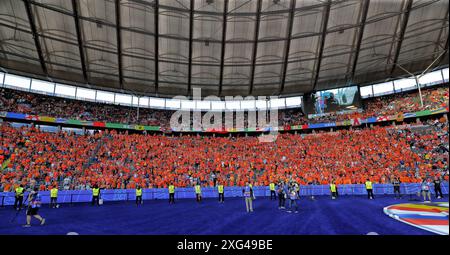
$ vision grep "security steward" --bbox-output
[218,182,224,203]
[92,184,100,206]
[169,183,175,204]
[365,179,374,199]
[50,186,58,208]
[269,182,276,200]
[14,184,25,210]
[434,176,443,199]
[330,181,337,200]
[195,183,202,202]
[393,177,401,199]
[136,185,143,206]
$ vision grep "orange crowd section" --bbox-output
[0,115,448,191]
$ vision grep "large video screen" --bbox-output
[303,86,362,115]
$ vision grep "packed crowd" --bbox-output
[0,88,171,126]
[1,85,448,129]
[363,86,449,117]
[0,114,448,191]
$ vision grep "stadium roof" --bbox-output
[0,0,448,98]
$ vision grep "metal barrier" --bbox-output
[0,183,447,206]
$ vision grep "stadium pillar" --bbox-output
[414,76,424,108]
[392,121,396,126]
[370,124,373,128]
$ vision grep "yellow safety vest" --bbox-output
[92,188,100,196]
[15,187,24,196]
[330,184,336,192]
[249,184,253,189]
[136,188,142,196]
[169,185,175,194]
[269,183,275,191]
[50,188,58,198]
[365,181,373,189]
[218,185,224,193]
[195,185,201,194]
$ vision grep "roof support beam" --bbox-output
[116,0,124,89]
[436,33,449,67]
[218,0,229,96]
[350,0,370,81]
[312,0,331,91]
[279,0,296,95]
[389,0,413,75]
[23,0,47,76]
[187,0,194,96]
[154,0,159,94]
[248,0,262,96]
[71,0,88,83]
[434,6,449,67]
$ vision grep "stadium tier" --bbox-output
[1,114,448,191]
[1,85,448,128]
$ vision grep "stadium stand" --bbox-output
[1,85,448,128]
[1,114,448,192]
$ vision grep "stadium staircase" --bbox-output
[84,133,113,169]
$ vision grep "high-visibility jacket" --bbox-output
[15,187,24,196]
[218,185,224,193]
[330,184,336,192]
[169,185,175,194]
[195,185,201,194]
[365,181,373,190]
[92,188,100,196]
[269,183,275,191]
[50,188,58,198]
[136,188,142,196]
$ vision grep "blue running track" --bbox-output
[0,196,445,235]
